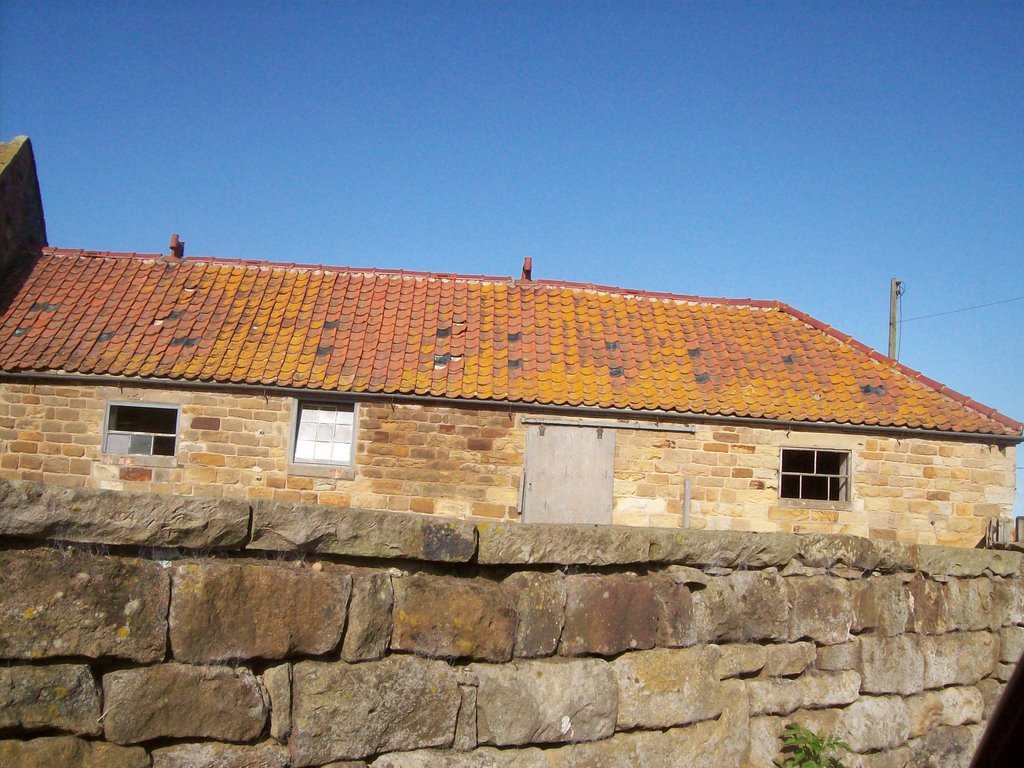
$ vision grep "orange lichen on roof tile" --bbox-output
[0,248,1021,437]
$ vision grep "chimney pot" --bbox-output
[521,256,533,281]
[169,234,185,259]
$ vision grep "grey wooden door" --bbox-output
[522,424,615,524]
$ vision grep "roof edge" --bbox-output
[778,302,1024,434]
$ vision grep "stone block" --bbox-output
[747,671,860,716]
[745,709,847,768]
[611,647,722,729]
[815,639,860,672]
[102,664,267,744]
[476,523,651,565]
[342,571,394,662]
[796,533,880,570]
[916,545,1021,578]
[786,576,854,645]
[471,658,616,746]
[854,575,911,636]
[539,678,749,768]
[763,642,816,677]
[944,578,1001,631]
[250,500,477,562]
[907,723,983,768]
[651,567,707,647]
[501,571,565,657]
[263,663,291,742]
[715,643,767,679]
[920,631,998,689]
[0,736,149,768]
[151,742,290,768]
[905,686,983,739]
[290,657,461,765]
[995,577,1024,625]
[842,747,913,768]
[992,662,1016,682]
[453,684,477,752]
[692,570,789,644]
[0,478,250,548]
[560,573,658,655]
[170,560,351,662]
[908,577,950,635]
[0,547,168,662]
[999,625,1024,663]
[841,696,911,753]
[646,528,801,569]
[859,634,924,695]
[0,664,100,736]
[975,678,1006,720]
[391,574,516,661]
[370,747,547,767]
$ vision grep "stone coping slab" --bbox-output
[0,478,249,549]
[1,479,1020,576]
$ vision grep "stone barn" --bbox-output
[0,135,1019,546]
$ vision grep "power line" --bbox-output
[899,295,1024,324]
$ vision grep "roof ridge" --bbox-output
[40,247,779,310]
[778,301,1024,433]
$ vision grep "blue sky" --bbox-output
[3,2,1023,497]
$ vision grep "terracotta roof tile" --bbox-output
[1,248,1020,437]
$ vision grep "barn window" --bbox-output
[292,402,356,465]
[780,448,850,502]
[104,403,179,457]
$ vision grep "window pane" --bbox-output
[105,432,131,454]
[294,403,355,465]
[782,449,814,473]
[129,434,153,455]
[816,451,847,476]
[780,474,801,499]
[801,475,829,500]
[152,435,176,456]
[111,405,177,434]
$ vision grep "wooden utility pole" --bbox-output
[888,278,902,358]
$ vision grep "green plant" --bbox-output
[773,722,851,768]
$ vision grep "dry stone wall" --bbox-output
[0,478,1021,767]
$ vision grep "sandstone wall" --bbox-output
[0,136,47,280]
[0,380,1016,547]
[0,479,1021,767]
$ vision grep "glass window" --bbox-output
[104,404,179,457]
[293,403,355,465]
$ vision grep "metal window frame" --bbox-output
[288,399,358,469]
[779,447,851,502]
[102,401,180,457]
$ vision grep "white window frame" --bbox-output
[103,402,180,458]
[779,447,851,503]
[288,400,357,474]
